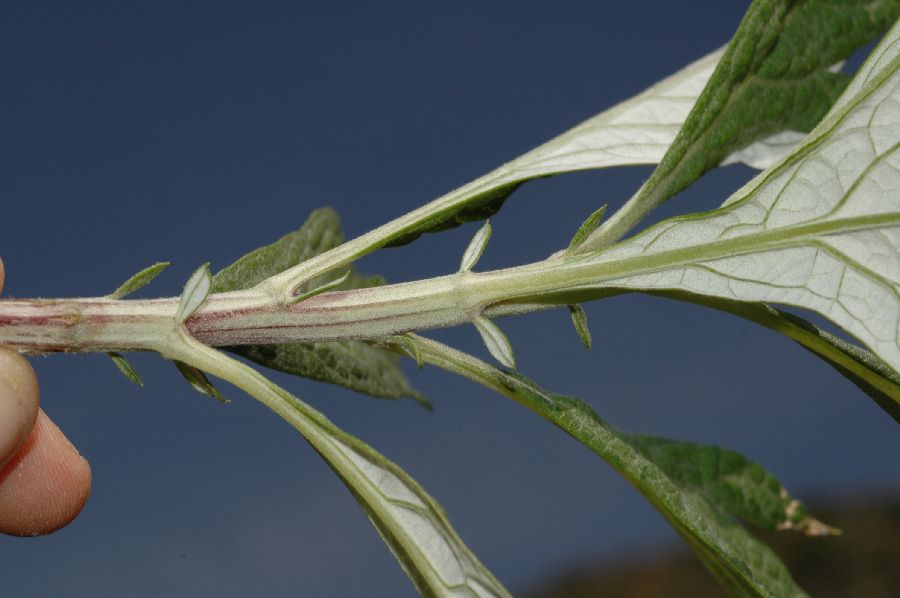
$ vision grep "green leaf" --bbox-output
[628,435,837,536]
[230,342,430,409]
[567,26,900,407]
[212,208,423,402]
[383,183,519,248]
[406,334,823,597]
[568,304,592,350]
[108,352,143,386]
[210,208,345,294]
[175,263,212,324]
[567,205,607,253]
[581,0,900,251]
[108,262,170,299]
[173,360,228,403]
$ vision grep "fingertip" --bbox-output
[0,410,92,536]
[0,267,92,536]
[0,349,40,469]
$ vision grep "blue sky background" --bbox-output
[1,2,898,596]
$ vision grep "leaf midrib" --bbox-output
[570,212,900,287]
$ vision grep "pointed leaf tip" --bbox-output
[568,304,592,350]
[109,262,170,299]
[567,205,607,252]
[173,361,229,403]
[459,220,492,272]
[386,335,425,369]
[473,315,516,369]
[176,263,212,324]
[108,352,143,387]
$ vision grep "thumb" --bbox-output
[0,349,39,469]
[0,349,92,536]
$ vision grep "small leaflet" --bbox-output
[108,352,143,387]
[173,361,229,403]
[108,262,170,299]
[175,263,212,324]
[566,205,607,253]
[568,304,592,350]
[458,220,492,272]
[472,315,516,369]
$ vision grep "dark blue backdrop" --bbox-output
[2,2,898,596]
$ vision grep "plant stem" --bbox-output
[0,265,556,353]
[2,209,895,355]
